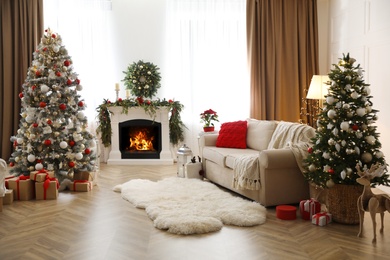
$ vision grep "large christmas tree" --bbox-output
[304,53,389,188]
[9,28,97,183]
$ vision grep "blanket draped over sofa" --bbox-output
[232,122,313,191]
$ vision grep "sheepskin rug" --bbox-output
[113,177,266,235]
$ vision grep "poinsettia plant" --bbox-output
[200,109,219,127]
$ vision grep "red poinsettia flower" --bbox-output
[200,109,219,127]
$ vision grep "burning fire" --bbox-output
[129,130,154,151]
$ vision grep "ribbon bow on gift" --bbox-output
[43,175,59,200]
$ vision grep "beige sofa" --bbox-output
[199,119,316,207]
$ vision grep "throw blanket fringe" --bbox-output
[233,155,260,190]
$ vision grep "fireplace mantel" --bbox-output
[107,106,173,165]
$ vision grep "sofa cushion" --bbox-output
[246,119,277,151]
[203,146,259,168]
[216,120,247,149]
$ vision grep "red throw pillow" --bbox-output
[216,120,247,148]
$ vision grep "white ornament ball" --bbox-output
[356,107,366,117]
[351,91,359,99]
[326,96,335,105]
[53,45,60,53]
[15,156,20,162]
[361,152,373,163]
[343,103,350,109]
[35,163,44,170]
[375,151,384,158]
[327,109,337,119]
[60,141,68,149]
[76,85,83,91]
[365,135,376,145]
[364,86,371,95]
[75,152,83,160]
[25,115,34,123]
[17,137,24,144]
[27,154,36,163]
[77,112,85,119]
[340,121,349,131]
[326,179,335,188]
[40,84,49,93]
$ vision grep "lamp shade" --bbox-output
[306,75,330,100]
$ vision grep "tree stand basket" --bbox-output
[327,184,363,225]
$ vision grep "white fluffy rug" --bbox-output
[113,177,266,235]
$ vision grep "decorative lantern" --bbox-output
[177,144,192,178]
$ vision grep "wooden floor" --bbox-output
[1,163,390,260]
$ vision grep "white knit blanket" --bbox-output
[232,122,315,191]
[268,121,315,173]
[233,155,260,190]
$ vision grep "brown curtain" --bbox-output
[247,0,319,124]
[0,0,44,160]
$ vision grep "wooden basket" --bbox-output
[327,184,363,225]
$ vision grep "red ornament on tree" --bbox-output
[352,124,359,131]
[328,169,335,174]
[9,162,14,167]
[47,119,52,125]
[51,33,56,38]
[39,102,46,108]
[44,139,52,146]
[67,79,72,85]
[35,70,41,77]
[84,148,91,155]
[308,147,313,153]
[64,60,70,67]
[19,92,24,98]
[32,85,37,91]
[69,140,75,147]
[56,71,61,77]
[78,101,84,107]
[33,123,38,128]
[59,104,67,110]
[68,161,75,168]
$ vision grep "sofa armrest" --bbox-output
[259,148,298,169]
[199,133,219,148]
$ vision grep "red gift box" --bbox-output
[35,176,59,200]
[7,176,35,201]
[69,180,93,192]
[312,212,332,226]
[299,198,321,220]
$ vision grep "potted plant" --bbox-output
[304,53,389,224]
[200,109,219,132]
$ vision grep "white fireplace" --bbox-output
[106,106,174,165]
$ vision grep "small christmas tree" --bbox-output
[9,28,97,183]
[304,53,389,188]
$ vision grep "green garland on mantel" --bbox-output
[96,97,186,147]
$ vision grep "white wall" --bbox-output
[327,0,390,192]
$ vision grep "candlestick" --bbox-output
[115,83,120,91]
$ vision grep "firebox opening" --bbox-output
[119,119,162,159]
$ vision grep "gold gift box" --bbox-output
[2,189,14,205]
[35,180,59,200]
[30,170,55,182]
[69,180,93,192]
[7,177,35,201]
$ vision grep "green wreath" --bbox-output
[123,60,161,98]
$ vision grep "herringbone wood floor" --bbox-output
[1,163,390,260]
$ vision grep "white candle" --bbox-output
[126,90,130,98]
[115,83,120,91]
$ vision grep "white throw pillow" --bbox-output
[246,119,277,151]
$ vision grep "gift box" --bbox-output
[312,212,332,226]
[35,177,59,200]
[7,176,35,201]
[2,189,14,205]
[276,205,297,220]
[30,169,55,182]
[300,198,321,220]
[69,180,93,192]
